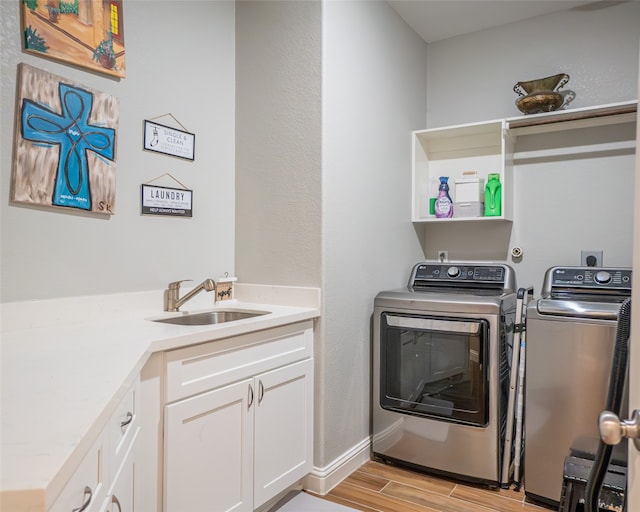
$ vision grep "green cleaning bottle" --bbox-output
[484,174,502,216]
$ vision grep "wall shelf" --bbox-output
[412,100,637,224]
[411,119,513,223]
[507,100,637,135]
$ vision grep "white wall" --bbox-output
[423,1,640,292]
[321,1,426,466]
[426,2,640,128]
[235,0,322,288]
[236,0,426,470]
[0,0,236,302]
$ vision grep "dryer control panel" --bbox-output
[410,262,516,293]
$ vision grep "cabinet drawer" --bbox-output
[48,428,107,512]
[109,377,140,481]
[165,320,313,402]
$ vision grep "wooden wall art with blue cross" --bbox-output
[12,64,119,215]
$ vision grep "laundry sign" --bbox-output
[141,184,192,217]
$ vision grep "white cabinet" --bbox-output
[253,359,313,507]
[42,319,315,512]
[48,378,140,512]
[412,120,514,222]
[163,321,314,512]
[165,378,253,512]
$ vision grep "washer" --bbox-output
[524,266,632,507]
[372,261,517,486]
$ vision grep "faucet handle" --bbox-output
[168,279,192,290]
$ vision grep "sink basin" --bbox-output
[152,309,269,326]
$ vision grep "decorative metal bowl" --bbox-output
[514,73,570,115]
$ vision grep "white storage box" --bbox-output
[454,201,484,218]
[454,176,485,203]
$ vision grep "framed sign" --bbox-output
[143,120,195,161]
[141,184,192,217]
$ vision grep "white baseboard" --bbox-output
[302,437,371,495]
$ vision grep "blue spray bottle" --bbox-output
[434,176,453,218]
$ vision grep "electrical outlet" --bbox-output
[581,250,603,267]
[438,250,448,262]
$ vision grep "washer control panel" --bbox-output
[550,267,632,289]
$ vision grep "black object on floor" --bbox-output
[559,444,626,512]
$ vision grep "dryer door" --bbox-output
[379,312,490,427]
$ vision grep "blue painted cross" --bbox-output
[21,83,116,211]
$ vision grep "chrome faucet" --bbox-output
[164,279,215,312]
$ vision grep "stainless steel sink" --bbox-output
[151,309,269,326]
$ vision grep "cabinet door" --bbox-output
[104,432,138,512]
[164,379,253,512]
[253,359,313,508]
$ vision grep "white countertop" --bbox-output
[0,283,321,511]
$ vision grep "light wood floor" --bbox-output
[310,460,553,512]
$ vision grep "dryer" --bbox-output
[372,261,517,486]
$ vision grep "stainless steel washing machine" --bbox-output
[524,266,632,508]
[372,262,517,486]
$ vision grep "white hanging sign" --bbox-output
[141,184,193,217]
[143,120,195,161]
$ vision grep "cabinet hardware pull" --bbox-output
[258,380,264,404]
[120,411,133,428]
[72,486,92,512]
[248,384,254,408]
[112,494,122,512]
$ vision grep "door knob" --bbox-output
[599,409,640,450]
